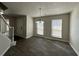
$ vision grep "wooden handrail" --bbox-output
[0,14,11,28]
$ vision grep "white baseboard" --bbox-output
[34,35,69,43]
[69,43,79,56]
[10,41,16,46]
[43,36,69,43]
[26,35,33,39]
[1,45,10,56]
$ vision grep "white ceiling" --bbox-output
[3,2,79,17]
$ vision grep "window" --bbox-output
[36,21,44,35]
[51,19,62,38]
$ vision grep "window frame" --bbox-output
[51,19,62,38]
[35,20,44,35]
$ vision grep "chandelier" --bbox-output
[36,8,44,24]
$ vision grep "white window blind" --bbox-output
[52,19,62,38]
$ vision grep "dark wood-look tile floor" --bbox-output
[4,36,77,56]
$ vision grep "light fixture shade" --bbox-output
[0,8,4,14]
[35,20,44,24]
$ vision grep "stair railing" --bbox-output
[0,13,14,43]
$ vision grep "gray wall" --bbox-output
[5,15,33,39]
[70,7,79,55]
[26,15,33,38]
[33,13,70,42]
[9,15,27,38]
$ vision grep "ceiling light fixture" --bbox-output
[0,8,4,14]
[35,8,44,24]
[39,8,43,23]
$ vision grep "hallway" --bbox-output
[4,36,77,56]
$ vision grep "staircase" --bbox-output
[0,4,16,55]
[0,32,11,56]
[0,12,16,46]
